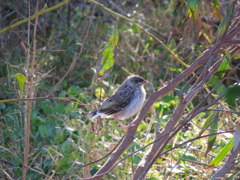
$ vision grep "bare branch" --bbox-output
[22,1,39,179]
[64,135,125,179]
[0,168,13,180]
[77,130,235,180]
[134,55,224,179]
[83,43,220,180]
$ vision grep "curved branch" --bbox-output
[82,44,220,180]
[78,130,235,180]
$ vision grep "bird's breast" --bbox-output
[117,86,146,120]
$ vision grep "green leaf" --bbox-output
[216,2,234,37]
[186,0,199,10]
[67,85,81,96]
[207,76,226,95]
[98,27,119,76]
[200,109,217,135]
[54,103,65,114]
[186,0,199,20]
[206,119,218,155]
[218,53,231,72]
[42,104,53,114]
[208,119,218,144]
[38,123,55,138]
[181,153,198,161]
[39,125,49,138]
[212,0,219,9]
[216,18,227,37]
[210,137,234,166]
[0,103,6,110]
[14,73,26,95]
[133,155,142,164]
[137,123,148,131]
[61,139,75,154]
[224,86,240,107]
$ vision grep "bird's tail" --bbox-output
[88,110,99,120]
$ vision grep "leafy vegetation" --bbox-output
[0,0,240,179]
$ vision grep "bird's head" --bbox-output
[127,75,149,86]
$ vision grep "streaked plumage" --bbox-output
[88,75,148,130]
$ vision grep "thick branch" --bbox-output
[134,57,223,180]
[85,46,219,180]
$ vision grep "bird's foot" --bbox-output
[118,122,135,131]
[114,116,135,131]
[124,123,135,131]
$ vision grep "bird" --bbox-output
[88,75,148,131]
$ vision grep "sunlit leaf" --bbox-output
[210,137,234,166]
[218,53,231,72]
[137,123,148,131]
[14,73,26,95]
[212,0,219,9]
[95,87,105,100]
[186,0,199,20]
[212,0,221,17]
[181,153,198,161]
[98,27,119,76]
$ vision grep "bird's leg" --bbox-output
[114,115,128,131]
[114,115,135,131]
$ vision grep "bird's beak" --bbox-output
[142,80,149,85]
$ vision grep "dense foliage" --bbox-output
[0,0,240,179]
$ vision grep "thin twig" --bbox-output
[24,164,51,179]
[0,0,73,34]
[0,96,93,106]
[48,3,94,97]
[64,134,126,179]
[87,0,186,67]
[206,109,240,114]
[78,130,234,180]
[22,2,39,179]
[0,168,13,180]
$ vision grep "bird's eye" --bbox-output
[134,78,144,84]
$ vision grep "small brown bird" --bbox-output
[88,75,148,131]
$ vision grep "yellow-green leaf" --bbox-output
[186,0,199,20]
[210,137,234,166]
[218,53,231,72]
[95,87,105,100]
[14,73,26,95]
[98,27,119,76]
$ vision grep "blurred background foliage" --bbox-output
[0,0,239,179]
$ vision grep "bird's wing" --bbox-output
[98,86,135,115]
